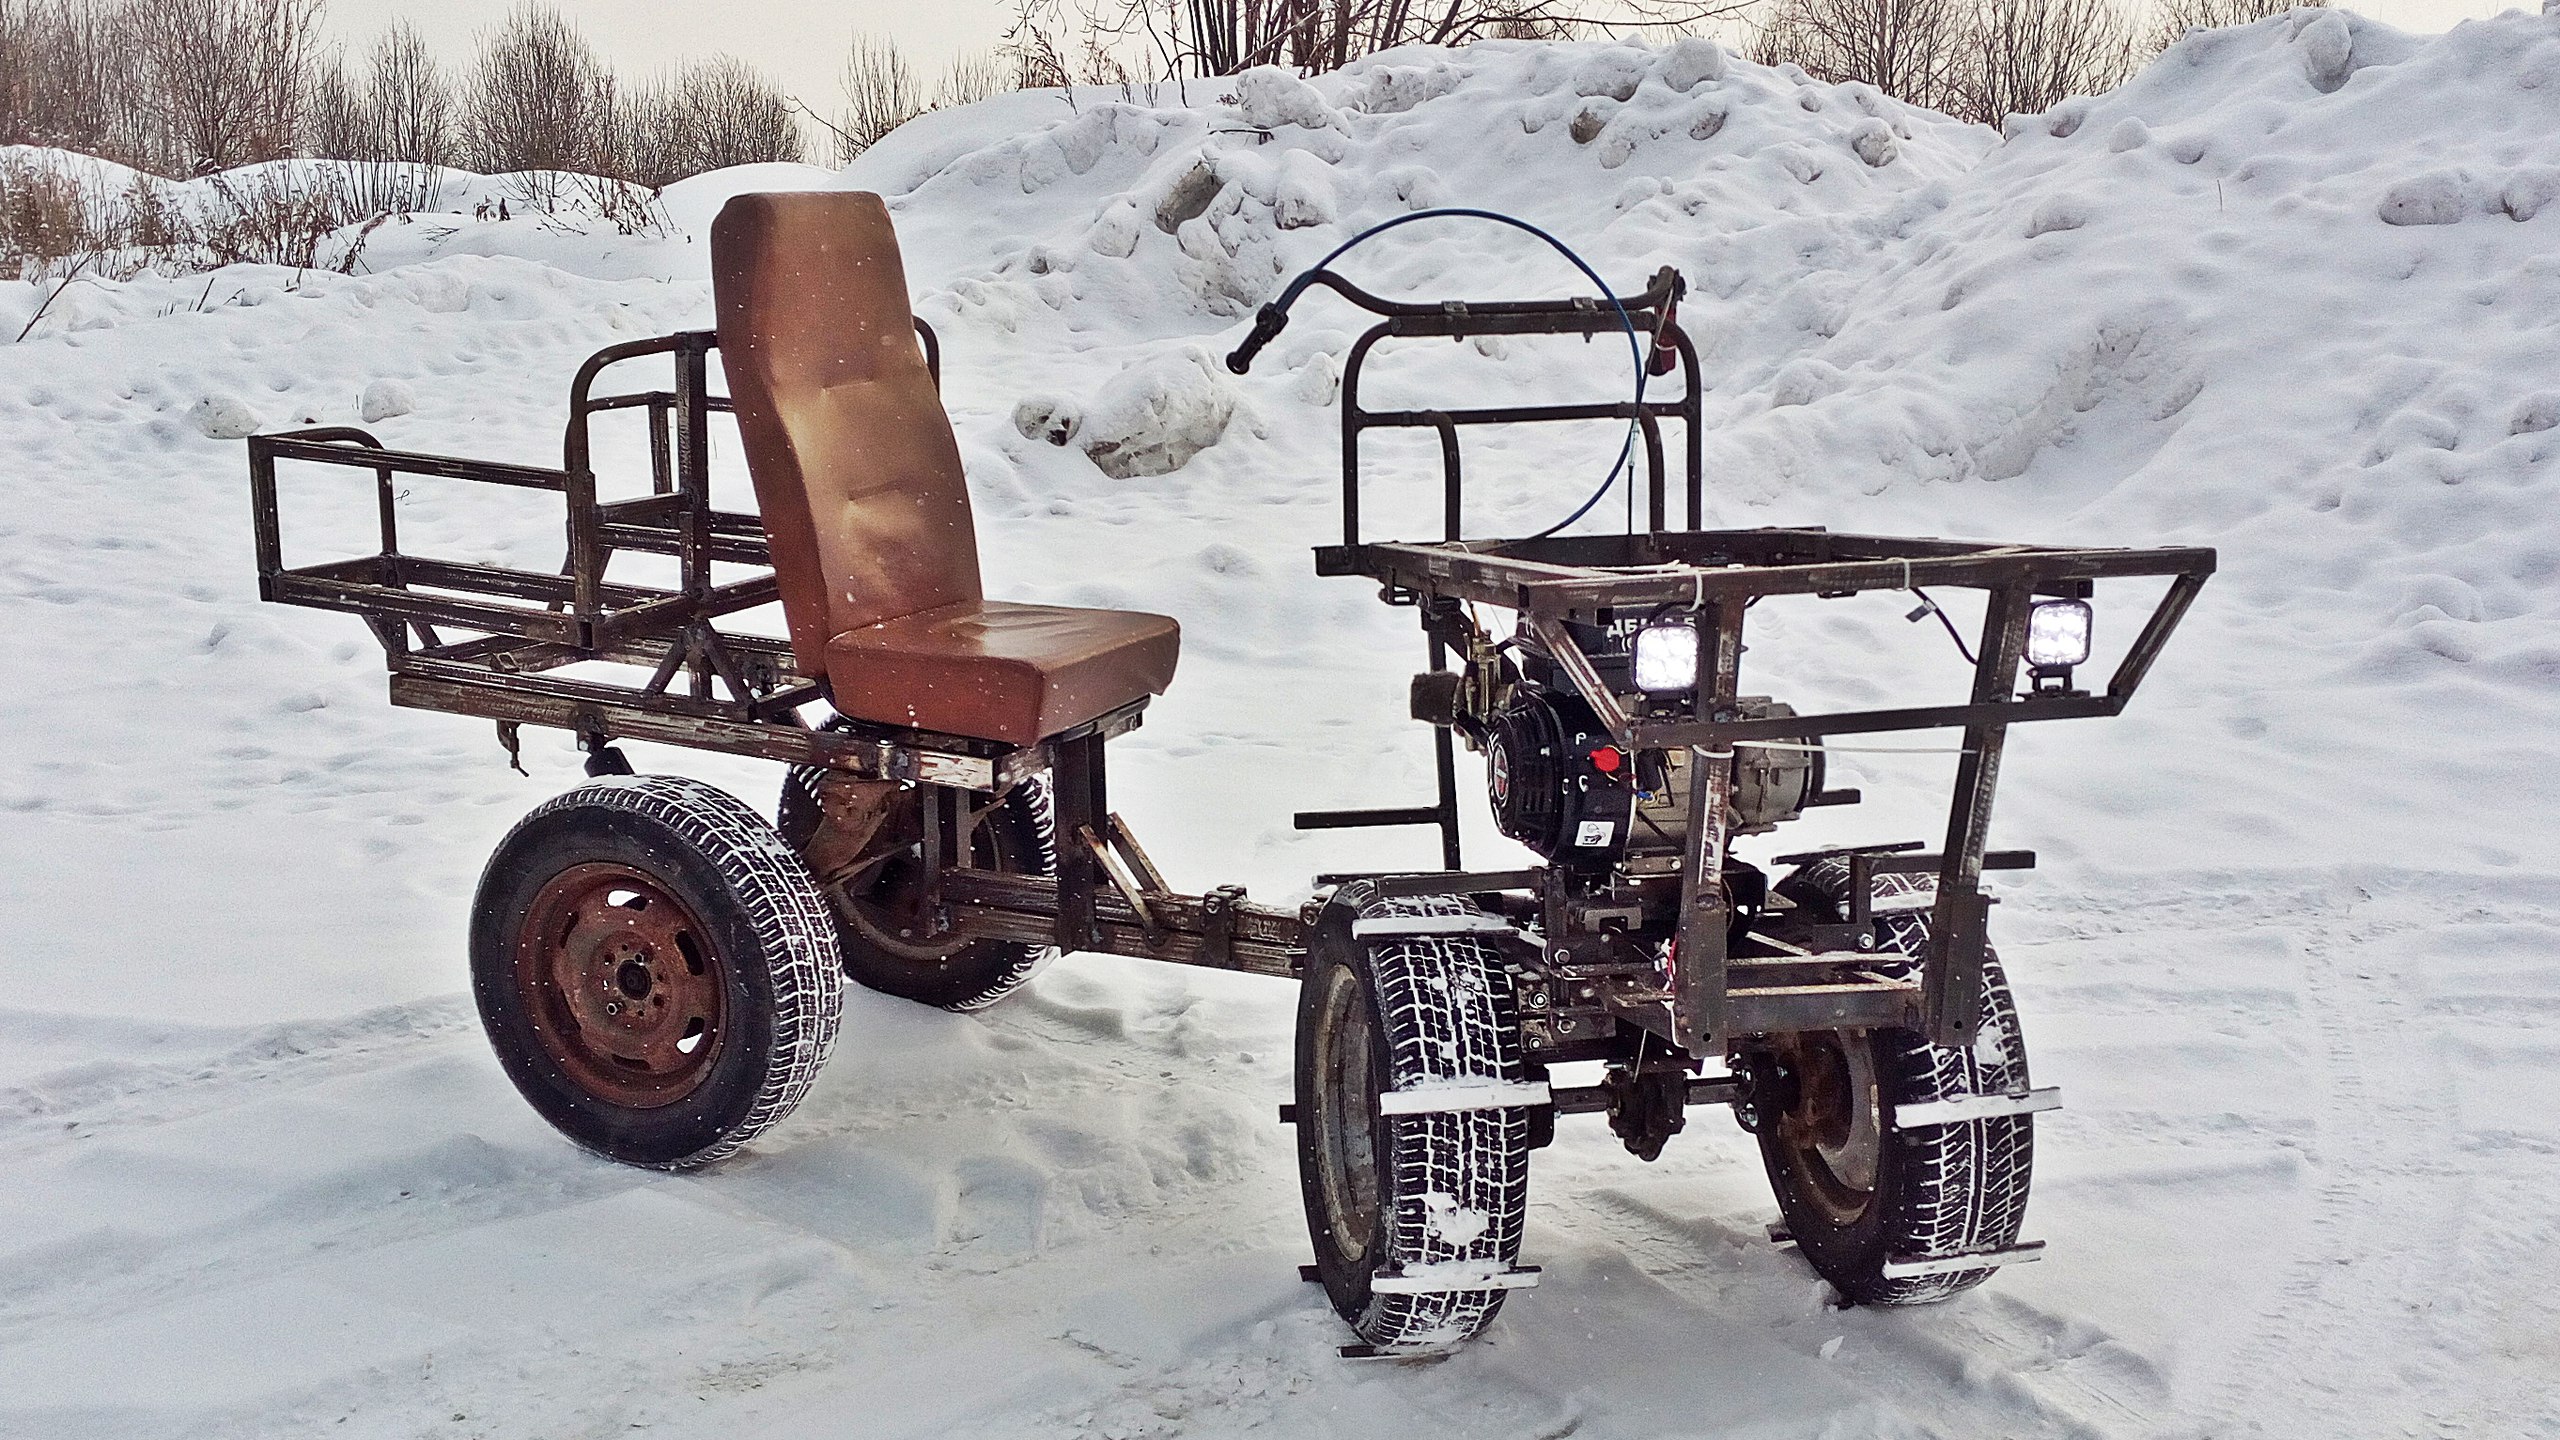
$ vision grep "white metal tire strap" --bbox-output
[1894,1086,2061,1128]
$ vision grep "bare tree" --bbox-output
[2144,0,2313,52]
[364,21,456,168]
[304,51,365,159]
[130,0,329,174]
[835,32,926,162]
[1950,0,2135,123]
[1011,0,1748,82]
[1751,0,1968,107]
[462,3,618,204]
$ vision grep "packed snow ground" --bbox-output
[4,11,2558,1437]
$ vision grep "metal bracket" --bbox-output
[1201,884,1245,969]
[1078,824,1162,941]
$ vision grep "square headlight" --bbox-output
[2026,600,2093,670]
[1632,622,1701,694]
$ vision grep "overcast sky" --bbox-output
[325,0,2527,122]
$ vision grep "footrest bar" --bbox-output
[1368,1263,1542,1295]
[1879,1241,2045,1280]
[1353,914,1516,938]
[1894,1086,2061,1128]
[1338,1342,1459,1361]
[1378,1079,1553,1115]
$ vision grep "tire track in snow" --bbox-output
[0,996,474,1148]
[2195,883,2556,1436]
[1562,1182,2159,1439]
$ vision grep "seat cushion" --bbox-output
[826,600,1180,746]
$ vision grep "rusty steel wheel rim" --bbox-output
[514,862,728,1109]
[1311,964,1384,1264]
[1774,1029,1883,1226]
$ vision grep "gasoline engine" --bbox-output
[1423,620,1822,871]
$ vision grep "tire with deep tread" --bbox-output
[1755,856,2036,1304]
[471,775,845,1169]
[777,739,1057,1012]
[1295,886,1532,1350]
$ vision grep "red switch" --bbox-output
[1588,746,1624,775]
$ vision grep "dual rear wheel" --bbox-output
[1290,865,2040,1348]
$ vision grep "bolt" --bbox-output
[1557,1017,1579,1034]
[605,1001,621,1015]
[1858,934,1875,950]
[1555,948,1572,963]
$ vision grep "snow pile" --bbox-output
[3,14,2559,1438]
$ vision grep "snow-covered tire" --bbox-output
[1755,856,2036,1304]
[778,739,1057,1013]
[471,775,845,1170]
[1295,885,1532,1351]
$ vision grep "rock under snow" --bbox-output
[2300,10,2357,91]
[189,394,262,439]
[1012,395,1082,446]
[358,379,415,423]
[1849,119,1899,168]
[2378,171,2478,225]
[1660,37,1730,92]
[1234,67,1334,131]
[1077,346,1237,478]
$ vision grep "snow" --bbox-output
[5,11,2560,1437]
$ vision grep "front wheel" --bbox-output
[1295,887,1533,1352]
[1752,859,2037,1305]
[471,775,845,1169]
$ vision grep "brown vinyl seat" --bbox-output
[710,191,1178,747]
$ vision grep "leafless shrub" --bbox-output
[196,163,363,268]
[130,0,329,174]
[0,152,102,265]
[621,56,805,187]
[1950,0,2136,123]
[835,31,928,163]
[565,173,674,236]
[936,51,1016,109]
[0,0,128,160]
[462,2,617,208]
[2144,0,2312,52]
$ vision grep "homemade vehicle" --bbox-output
[246,191,2213,1356]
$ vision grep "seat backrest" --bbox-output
[711,191,981,676]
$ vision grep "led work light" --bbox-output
[2025,599,2093,681]
[1632,622,1702,694]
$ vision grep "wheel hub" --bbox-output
[1771,1029,1883,1222]
[515,863,727,1109]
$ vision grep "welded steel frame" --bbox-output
[246,324,1316,980]
[1290,265,1705,871]
[244,323,1073,794]
[1329,527,2211,1052]
[1293,266,2213,1053]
